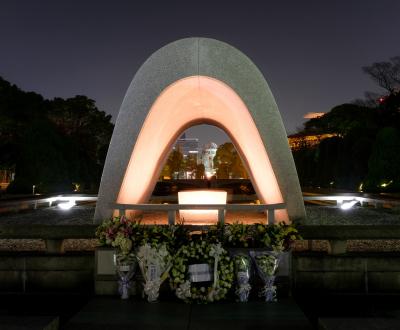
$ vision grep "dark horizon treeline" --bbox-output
[1,55,399,194]
[0,77,113,194]
[293,100,400,192]
[293,55,400,192]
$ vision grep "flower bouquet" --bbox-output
[233,253,252,302]
[250,250,282,302]
[114,252,137,300]
[112,227,137,300]
[136,243,172,302]
[96,216,142,299]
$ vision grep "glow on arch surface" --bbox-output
[117,75,288,222]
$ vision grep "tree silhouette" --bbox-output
[362,57,400,93]
[214,142,248,179]
[165,148,184,179]
[0,76,113,193]
[364,127,400,192]
[195,163,205,179]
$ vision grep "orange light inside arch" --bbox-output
[117,76,288,222]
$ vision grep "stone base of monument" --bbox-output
[94,247,116,295]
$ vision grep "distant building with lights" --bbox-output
[288,133,337,150]
[174,133,200,160]
[287,111,338,150]
[201,142,218,178]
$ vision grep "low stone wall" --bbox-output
[293,253,400,294]
[1,251,400,296]
[0,253,94,293]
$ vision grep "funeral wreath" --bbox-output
[170,240,234,303]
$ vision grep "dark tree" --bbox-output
[303,104,374,136]
[184,154,198,178]
[295,102,379,190]
[0,77,45,169]
[214,142,248,179]
[362,57,400,93]
[0,76,114,194]
[293,56,400,193]
[364,127,400,192]
[195,163,205,179]
[165,148,184,179]
[8,119,70,193]
[48,96,113,190]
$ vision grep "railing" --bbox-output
[111,202,286,225]
[2,193,398,215]
[1,194,399,255]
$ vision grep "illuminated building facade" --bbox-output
[174,133,200,160]
[288,133,337,150]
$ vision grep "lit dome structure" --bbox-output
[204,142,218,150]
[202,142,218,178]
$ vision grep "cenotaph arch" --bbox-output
[94,38,305,224]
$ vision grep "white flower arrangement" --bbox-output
[170,241,234,303]
[250,250,282,302]
[233,254,252,302]
[137,243,172,302]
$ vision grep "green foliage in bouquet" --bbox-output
[96,217,300,267]
[95,216,142,259]
[140,223,190,252]
[204,222,301,250]
[255,255,278,276]
[223,222,256,247]
[96,217,190,252]
[254,222,302,251]
[234,253,251,272]
[203,221,224,244]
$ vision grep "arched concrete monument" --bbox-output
[94,38,305,224]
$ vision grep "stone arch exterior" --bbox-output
[94,38,305,223]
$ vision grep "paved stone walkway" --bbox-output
[64,297,312,329]
[319,318,400,330]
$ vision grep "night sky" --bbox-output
[1,1,400,146]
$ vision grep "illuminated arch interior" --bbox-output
[117,76,288,222]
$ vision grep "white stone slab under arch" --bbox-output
[94,37,305,224]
